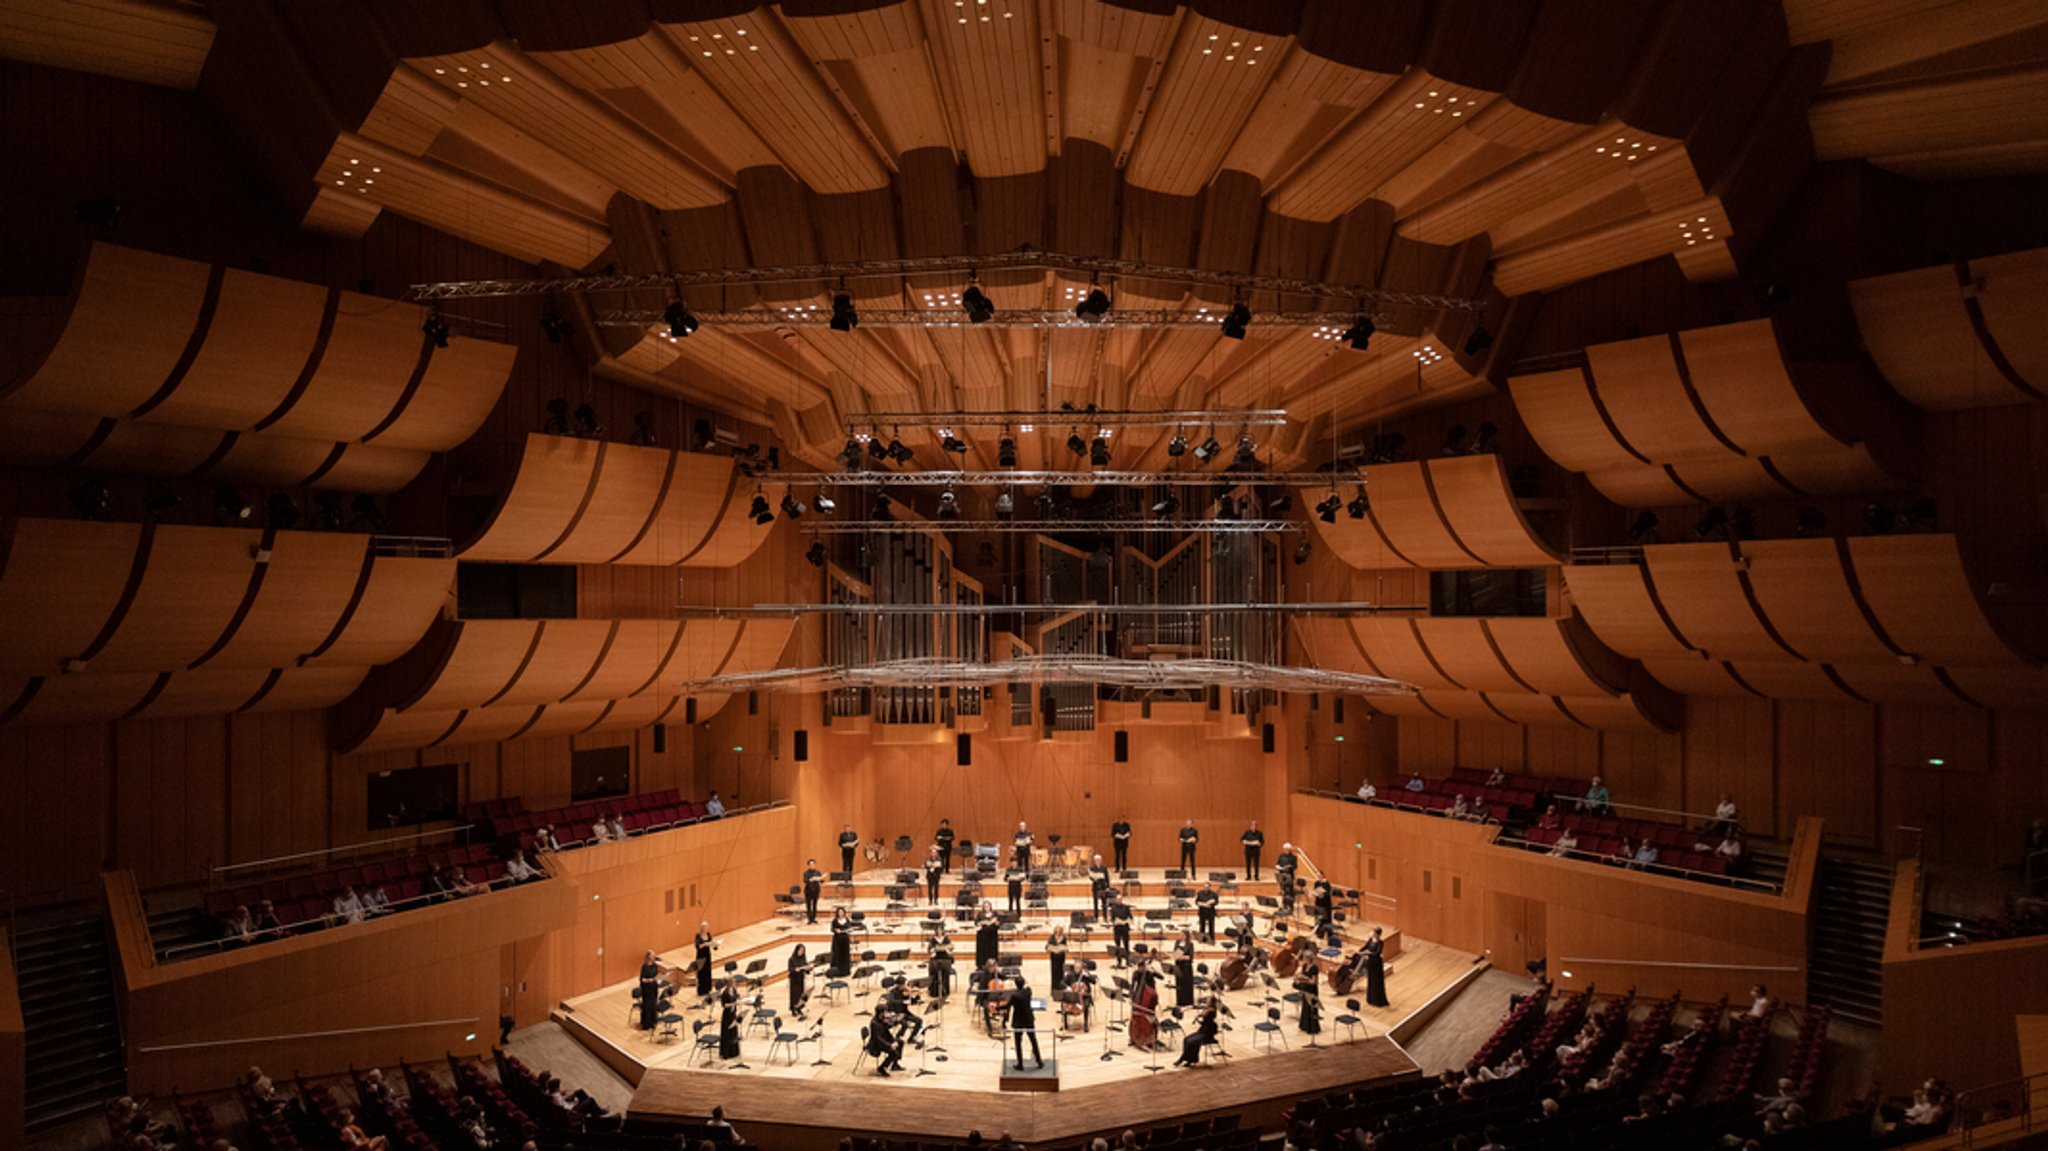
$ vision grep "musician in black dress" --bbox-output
[1274,843,1299,913]
[829,907,854,976]
[1172,928,1196,1008]
[1005,867,1023,914]
[802,858,823,923]
[1174,997,1220,1067]
[1111,818,1132,871]
[927,926,956,1000]
[1109,892,1133,967]
[636,949,671,1030]
[1012,821,1034,872]
[1295,961,1322,1038]
[717,979,742,1059]
[974,901,1000,969]
[787,944,810,1018]
[1089,854,1112,917]
[1195,883,1220,942]
[1178,819,1199,873]
[1241,821,1265,880]
[924,847,945,905]
[1362,926,1390,1007]
[1007,977,1043,1069]
[1047,926,1069,990]
[838,824,859,873]
[935,818,956,872]
[693,921,715,996]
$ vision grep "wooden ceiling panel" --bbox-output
[1508,366,1645,475]
[305,555,455,668]
[1367,460,1484,568]
[1290,616,1378,676]
[0,519,142,675]
[1054,32,1155,154]
[88,526,263,673]
[1351,617,1461,690]
[1219,50,1396,186]
[263,292,427,444]
[1643,543,1802,661]
[1586,333,1734,463]
[920,0,1049,178]
[1847,534,2038,666]
[201,532,372,671]
[1486,617,1623,698]
[460,435,603,562]
[1811,68,2048,174]
[135,270,326,429]
[1411,617,1529,693]
[3,243,210,418]
[539,33,777,185]
[562,620,686,701]
[1426,454,1565,567]
[0,0,215,89]
[1269,70,1495,222]
[1740,538,1900,665]
[1492,195,1731,295]
[1124,16,1288,195]
[1678,319,1837,454]
[488,621,616,708]
[1399,122,1678,247]
[1561,563,1695,661]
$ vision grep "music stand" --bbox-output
[741,957,768,991]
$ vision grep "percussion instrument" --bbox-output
[1219,954,1249,991]
[1031,845,1051,869]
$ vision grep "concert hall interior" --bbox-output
[2,2,2047,1150]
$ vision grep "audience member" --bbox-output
[336,1108,389,1151]
[221,904,255,944]
[590,815,612,843]
[1549,829,1579,857]
[1633,840,1660,870]
[706,791,727,817]
[1537,804,1562,831]
[361,885,392,915]
[1405,773,1428,793]
[1356,779,1376,802]
[1584,776,1612,813]
[253,900,285,937]
[1450,794,1472,820]
[1485,767,1508,787]
[1707,793,1739,836]
[607,812,626,840]
[333,885,366,925]
[534,825,561,852]
[1753,1077,1799,1117]
[505,851,539,883]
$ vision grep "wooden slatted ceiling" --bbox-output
[368,335,518,452]
[1587,333,1734,462]
[261,293,424,442]
[1740,539,1900,664]
[1483,618,1623,698]
[1847,535,2036,666]
[1409,618,1528,693]
[1398,120,1683,246]
[1810,67,2048,175]
[1270,70,1492,223]
[1508,367,1646,474]
[1367,463,1480,568]
[1966,248,2048,396]
[138,271,327,429]
[1219,51,1396,189]
[920,0,1047,179]
[1425,455,1563,568]
[89,526,261,672]
[305,556,454,668]
[1349,618,1458,691]
[489,622,616,708]
[542,440,673,563]
[405,621,543,713]
[1122,16,1288,196]
[1288,617,1378,678]
[1642,544,1798,661]
[1562,564,1694,660]
[1681,320,1840,454]
[1,243,209,416]
[0,0,215,90]
[201,533,370,670]
[0,518,141,675]
[1849,247,2046,409]
[534,33,779,189]
[1492,195,1733,295]
[786,6,957,159]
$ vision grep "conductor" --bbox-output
[1007,977,1044,1069]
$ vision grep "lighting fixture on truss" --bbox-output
[674,655,1414,699]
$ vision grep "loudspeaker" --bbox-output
[1310,692,1320,711]
[1114,730,1129,763]
[1334,697,1345,723]
[747,690,758,715]
[652,723,667,754]
[794,729,809,762]
[956,732,972,766]
[684,697,698,724]
[1262,723,1276,753]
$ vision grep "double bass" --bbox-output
[1219,953,1249,991]
[1129,965,1160,1049]
[1270,938,1301,979]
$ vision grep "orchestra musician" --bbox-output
[867,1004,906,1076]
[1172,928,1197,1008]
[924,847,945,906]
[1012,821,1034,871]
[1362,926,1390,1008]
[1005,866,1024,915]
[974,901,1000,969]
[1178,818,1200,874]
[935,818,956,872]
[1059,960,1095,1031]
[717,975,743,1060]
[802,859,823,923]
[1006,976,1043,1069]
[1109,892,1133,968]
[971,959,1006,1036]
[829,907,854,976]
[1241,820,1265,880]
[1047,925,1070,990]
[1312,877,1335,931]
[882,974,925,1045]
[693,922,716,997]
[1195,882,1220,942]
[928,923,956,1000]
[1111,817,1132,871]
[1231,903,1257,955]
[636,949,674,1031]
[1129,952,1161,1050]
[1295,960,1322,1038]
[1089,854,1112,918]
[787,944,811,1019]
[1173,996,1222,1066]
[1274,843,1299,913]
[838,824,859,873]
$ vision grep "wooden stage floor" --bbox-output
[554,868,1484,1147]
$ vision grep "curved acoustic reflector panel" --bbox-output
[1307,455,1561,571]
[1849,246,2046,410]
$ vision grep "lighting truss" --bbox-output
[845,409,1289,430]
[760,470,1345,487]
[672,656,1415,698]
[600,308,1380,331]
[406,249,1485,313]
[798,519,1299,534]
[681,602,1424,616]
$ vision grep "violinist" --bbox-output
[1174,996,1221,1067]
[867,1003,905,1076]
[882,974,925,1045]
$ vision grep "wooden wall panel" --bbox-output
[0,926,20,1151]
[1775,699,1878,848]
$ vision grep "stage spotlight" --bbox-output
[1066,431,1088,458]
[998,436,1018,468]
[312,492,346,531]
[1228,435,1258,472]
[1167,431,1187,458]
[544,398,570,434]
[1216,494,1238,521]
[1346,486,1369,519]
[805,541,827,568]
[1341,315,1375,351]
[215,485,255,522]
[750,492,774,525]
[937,487,960,520]
[1036,489,1057,517]
[664,300,699,339]
[1220,302,1252,341]
[630,411,657,446]
[1152,491,1180,516]
[1793,505,1828,537]
[1089,434,1111,467]
[941,431,969,454]
[1864,503,1897,534]
[874,492,893,522]
[781,492,807,519]
[962,284,995,324]
[867,436,889,461]
[1294,540,1313,566]
[1463,324,1493,356]
[840,438,864,468]
[1468,422,1498,455]
[829,293,858,332]
[572,403,602,438]
[994,489,1014,519]
[1193,436,1221,463]
[1316,492,1342,523]
[693,419,717,450]
[1626,510,1660,543]
[266,492,300,531]
[422,308,451,349]
[1075,286,1111,322]
[350,494,388,532]
[887,438,914,464]
[542,307,574,343]
[1693,505,1729,540]
[1443,424,1468,455]
[814,491,837,514]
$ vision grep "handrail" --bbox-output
[1955,1068,2047,1149]
[367,534,453,558]
[135,1016,480,1053]
[1553,794,1733,828]
[1555,956,1802,973]
[1286,836,1397,908]
[1495,834,1782,894]
[160,876,534,962]
[212,824,476,878]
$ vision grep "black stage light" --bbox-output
[1294,540,1313,565]
[875,492,894,521]
[994,489,1014,518]
[1229,435,1257,471]
[1268,492,1293,514]
[814,491,837,514]
[693,419,716,450]
[1904,495,1938,529]
[1067,431,1088,457]
[1220,302,1252,341]
[215,485,254,522]
[1075,287,1110,322]
[630,411,657,446]
[422,309,451,349]
[781,492,807,519]
[350,494,388,532]
[1316,492,1342,523]
[937,488,960,520]
[312,492,346,531]
[1089,434,1111,467]
[1627,510,1660,543]
[962,285,995,324]
[887,438,914,464]
[573,403,602,438]
[1167,431,1187,457]
[805,542,827,568]
[1463,325,1493,356]
[143,485,182,519]
[829,292,858,332]
[998,436,1018,467]
[1193,436,1221,463]
[1036,489,1056,517]
[1347,487,1370,519]
[544,398,570,434]
[840,438,864,468]
[1216,494,1237,521]
[542,308,575,343]
[1693,506,1729,540]
[664,300,699,339]
[942,432,969,454]
[1341,315,1374,351]
[1730,506,1756,540]
[1152,491,1180,516]
[1793,505,1828,537]
[867,436,889,461]
[750,492,773,524]
[266,492,301,531]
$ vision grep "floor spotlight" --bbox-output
[312,492,346,531]
[887,438,913,464]
[1316,492,1342,523]
[1216,494,1237,521]
[815,491,837,514]
[1075,286,1111,322]
[350,494,388,532]
[1089,433,1111,467]
[664,300,699,339]
[781,492,807,519]
[942,431,969,454]
[840,438,865,468]
[1193,436,1221,464]
[829,292,858,332]
[542,307,574,343]
[1341,315,1374,351]
[1693,506,1729,540]
[1793,505,1828,537]
[1220,302,1252,340]
[573,403,602,438]
[1463,324,1493,356]
[962,284,995,324]
[1443,424,1468,455]
[422,308,451,349]
[867,436,889,461]
[1229,435,1257,471]
[1468,422,1498,454]
[998,436,1018,467]
[1864,503,1897,534]
[67,479,113,521]
[543,398,570,434]
[750,492,774,525]
[995,489,1014,519]
[1347,487,1370,519]
[805,541,827,568]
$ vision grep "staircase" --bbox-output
[14,912,127,1130]
[1807,855,1891,1028]
[1746,845,1793,891]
